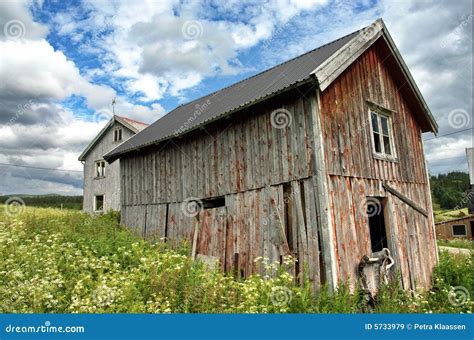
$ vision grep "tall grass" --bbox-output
[0,206,472,313]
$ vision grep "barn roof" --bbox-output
[104,19,438,162]
[78,115,148,161]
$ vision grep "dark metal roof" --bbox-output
[104,29,361,161]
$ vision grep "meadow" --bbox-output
[0,206,472,313]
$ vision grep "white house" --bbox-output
[79,115,148,213]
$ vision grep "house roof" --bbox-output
[104,19,438,162]
[78,115,148,161]
[435,214,474,225]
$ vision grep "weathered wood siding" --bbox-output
[319,41,437,290]
[83,123,135,212]
[120,91,324,284]
[120,178,323,285]
[121,90,316,205]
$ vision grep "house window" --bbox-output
[370,109,395,159]
[452,224,467,237]
[367,197,388,252]
[113,128,123,142]
[94,195,104,212]
[95,160,106,177]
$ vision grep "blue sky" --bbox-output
[0,0,472,194]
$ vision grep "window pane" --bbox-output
[452,225,466,236]
[380,116,389,135]
[373,133,381,153]
[371,112,379,132]
[383,136,391,155]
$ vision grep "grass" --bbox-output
[437,239,474,250]
[0,205,473,313]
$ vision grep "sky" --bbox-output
[0,0,472,195]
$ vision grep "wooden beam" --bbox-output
[308,89,337,291]
[382,183,428,217]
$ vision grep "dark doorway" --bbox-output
[471,221,474,240]
[367,197,388,252]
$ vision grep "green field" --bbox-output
[0,195,82,210]
[0,205,472,313]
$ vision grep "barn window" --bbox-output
[370,109,395,159]
[202,196,225,209]
[367,197,388,252]
[95,160,106,177]
[113,128,123,142]
[94,195,104,212]
[452,224,467,237]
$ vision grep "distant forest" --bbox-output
[430,171,470,210]
[0,195,82,210]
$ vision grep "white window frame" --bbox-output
[113,128,123,142]
[368,103,397,161]
[452,224,467,237]
[94,194,104,212]
[95,160,106,178]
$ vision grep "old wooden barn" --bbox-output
[104,19,439,291]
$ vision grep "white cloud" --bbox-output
[78,0,328,99]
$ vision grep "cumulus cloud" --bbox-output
[0,0,165,195]
[76,0,328,100]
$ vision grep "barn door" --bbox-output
[195,207,227,271]
[362,197,392,294]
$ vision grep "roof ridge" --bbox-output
[116,115,149,126]
[165,26,363,114]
